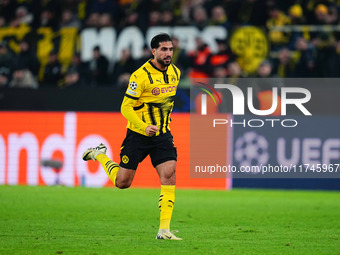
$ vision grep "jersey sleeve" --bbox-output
[121,73,148,133]
[125,73,144,99]
[171,63,181,85]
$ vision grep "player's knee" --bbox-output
[115,179,132,189]
[164,171,175,180]
[160,170,176,185]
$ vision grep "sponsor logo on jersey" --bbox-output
[152,86,176,96]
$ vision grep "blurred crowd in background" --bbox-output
[1,0,340,89]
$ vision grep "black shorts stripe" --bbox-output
[143,67,153,84]
[125,93,139,100]
[133,103,145,111]
[172,64,179,80]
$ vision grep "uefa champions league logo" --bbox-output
[234,131,269,172]
[130,81,137,90]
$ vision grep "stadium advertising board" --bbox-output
[0,112,229,189]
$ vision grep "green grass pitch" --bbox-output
[0,186,339,255]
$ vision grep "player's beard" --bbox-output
[157,56,172,67]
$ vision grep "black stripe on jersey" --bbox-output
[125,93,139,100]
[163,72,169,84]
[143,67,153,84]
[171,64,179,80]
[147,102,162,108]
[165,109,170,132]
[133,103,145,110]
[147,104,157,125]
[165,104,173,132]
[158,107,164,135]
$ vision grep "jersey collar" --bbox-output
[148,59,168,73]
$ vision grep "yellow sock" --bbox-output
[96,154,119,186]
[159,185,175,230]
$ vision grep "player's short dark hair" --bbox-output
[150,33,173,49]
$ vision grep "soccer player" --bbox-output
[82,33,181,240]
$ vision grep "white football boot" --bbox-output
[156,229,182,240]
[82,143,107,161]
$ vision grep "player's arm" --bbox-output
[121,96,159,135]
[121,96,147,131]
[121,76,159,135]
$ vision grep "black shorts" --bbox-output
[119,129,177,170]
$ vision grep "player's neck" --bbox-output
[151,59,167,72]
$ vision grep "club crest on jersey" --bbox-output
[171,75,176,82]
[130,81,137,90]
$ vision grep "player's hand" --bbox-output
[145,125,159,136]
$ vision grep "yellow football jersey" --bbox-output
[121,59,181,136]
